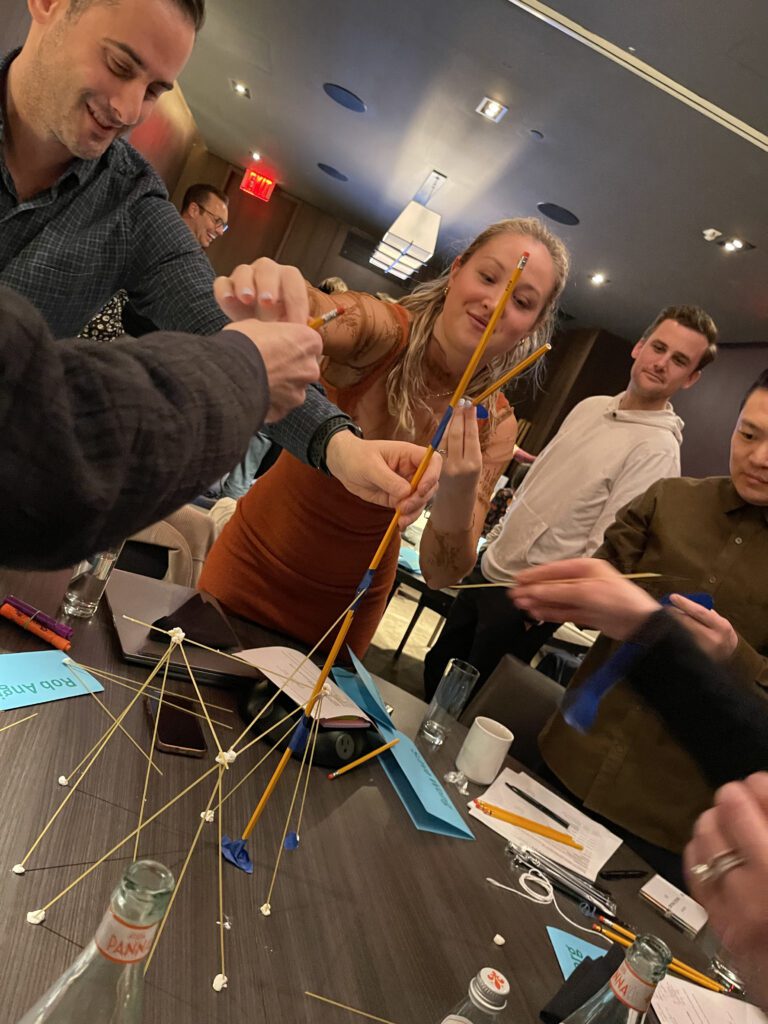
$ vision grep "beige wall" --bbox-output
[201,168,407,297]
[128,87,200,195]
[170,142,231,208]
[0,0,29,54]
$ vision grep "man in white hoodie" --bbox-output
[424,305,718,697]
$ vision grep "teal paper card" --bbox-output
[0,651,103,712]
[333,649,474,841]
[547,926,608,979]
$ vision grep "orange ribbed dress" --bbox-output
[199,303,411,659]
[199,291,516,659]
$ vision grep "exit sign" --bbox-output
[240,169,276,202]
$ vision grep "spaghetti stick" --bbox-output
[15,647,174,871]
[0,713,37,734]
[67,662,162,776]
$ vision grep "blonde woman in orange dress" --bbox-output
[199,217,570,658]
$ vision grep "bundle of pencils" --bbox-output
[591,919,725,993]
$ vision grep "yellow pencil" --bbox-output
[308,306,345,330]
[596,918,725,992]
[327,738,400,779]
[591,925,725,992]
[471,342,551,406]
[474,799,583,849]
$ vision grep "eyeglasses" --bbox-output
[198,203,229,232]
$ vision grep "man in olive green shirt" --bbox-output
[539,371,768,873]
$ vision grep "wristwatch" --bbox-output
[309,415,364,476]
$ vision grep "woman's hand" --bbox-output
[684,773,768,1007]
[435,400,482,512]
[214,258,309,324]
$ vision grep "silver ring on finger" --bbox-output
[689,849,746,884]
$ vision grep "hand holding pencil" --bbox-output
[511,558,662,638]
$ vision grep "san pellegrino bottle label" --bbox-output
[609,959,655,1012]
[94,909,158,964]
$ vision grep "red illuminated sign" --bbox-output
[240,169,276,202]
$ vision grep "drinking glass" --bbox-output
[418,659,478,748]
[62,543,124,618]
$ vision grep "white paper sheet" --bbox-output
[238,646,371,726]
[468,768,622,881]
[652,975,767,1024]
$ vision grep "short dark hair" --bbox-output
[641,304,719,370]
[68,0,205,32]
[181,183,228,214]
[740,369,768,410]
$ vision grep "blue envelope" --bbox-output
[333,650,474,841]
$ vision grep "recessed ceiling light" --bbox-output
[323,83,367,113]
[476,97,508,123]
[627,45,637,53]
[537,202,580,226]
[251,151,261,162]
[717,236,755,252]
[589,272,607,286]
[230,79,251,99]
[317,162,349,182]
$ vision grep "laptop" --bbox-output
[105,569,269,687]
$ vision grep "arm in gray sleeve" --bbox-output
[0,287,269,569]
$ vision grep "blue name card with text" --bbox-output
[333,650,474,841]
[0,651,103,712]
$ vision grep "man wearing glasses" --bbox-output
[180,182,228,250]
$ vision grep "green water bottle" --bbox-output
[17,860,174,1023]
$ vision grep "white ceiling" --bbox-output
[180,0,768,343]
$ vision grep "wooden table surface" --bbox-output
[0,569,713,1024]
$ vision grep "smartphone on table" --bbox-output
[144,694,207,757]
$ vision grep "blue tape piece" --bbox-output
[221,835,253,873]
[475,403,489,419]
[563,592,713,733]
[284,831,300,851]
[352,567,376,609]
[660,592,714,610]
[430,405,454,449]
[288,716,312,754]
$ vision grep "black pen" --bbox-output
[505,783,571,830]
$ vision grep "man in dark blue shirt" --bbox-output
[0,0,441,513]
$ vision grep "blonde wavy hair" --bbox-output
[388,217,570,438]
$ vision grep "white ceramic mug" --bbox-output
[455,716,514,785]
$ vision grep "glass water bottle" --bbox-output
[17,860,174,1023]
[563,934,671,1024]
[438,966,510,1023]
